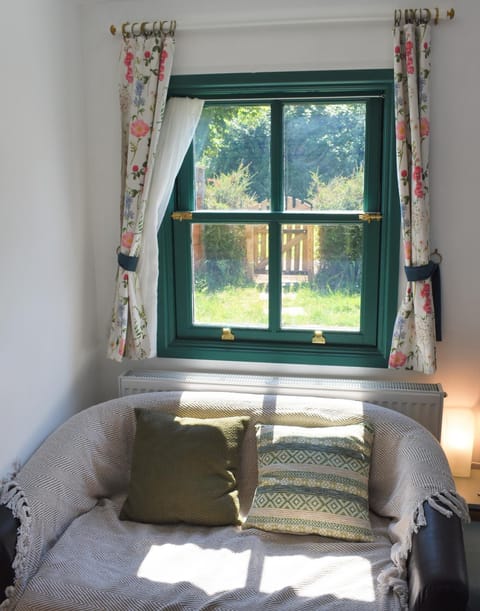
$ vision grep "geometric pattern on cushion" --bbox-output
[243,421,375,541]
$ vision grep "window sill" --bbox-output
[157,337,389,368]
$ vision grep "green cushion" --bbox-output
[120,410,249,526]
[243,421,374,541]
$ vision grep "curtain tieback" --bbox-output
[404,261,436,282]
[404,261,442,341]
[118,251,139,272]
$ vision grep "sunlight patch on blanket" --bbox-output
[258,554,375,600]
[137,543,374,602]
[137,543,251,594]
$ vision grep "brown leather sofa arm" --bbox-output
[0,505,18,602]
[408,501,469,611]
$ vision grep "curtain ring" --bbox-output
[419,9,431,24]
[131,22,139,36]
[434,7,440,25]
[394,9,401,27]
[140,21,149,35]
[431,249,443,264]
[122,22,129,37]
[169,20,177,36]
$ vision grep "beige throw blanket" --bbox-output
[0,391,470,610]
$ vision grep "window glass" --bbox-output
[280,223,363,330]
[192,223,269,328]
[283,103,366,213]
[194,105,271,211]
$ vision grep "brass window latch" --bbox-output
[359,212,383,223]
[221,328,235,341]
[312,330,326,345]
[171,211,193,221]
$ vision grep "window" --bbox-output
[157,71,399,367]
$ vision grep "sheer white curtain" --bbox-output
[139,97,204,356]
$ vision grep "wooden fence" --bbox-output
[193,223,315,285]
[246,224,315,284]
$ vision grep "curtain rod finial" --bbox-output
[110,24,117,35]
[447,8,455,20]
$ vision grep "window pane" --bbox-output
[284,103,366,212]
[281,224,363,330]
[194,105,271,211]
[192,224,269,327]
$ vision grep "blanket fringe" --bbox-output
[426,489,471,522]
[0,481,31,609]
[378,488,470,610]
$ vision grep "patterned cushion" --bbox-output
[243,421,375,541]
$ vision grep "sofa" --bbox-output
[0,390,470,610]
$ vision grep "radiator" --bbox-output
[118,370,445,440]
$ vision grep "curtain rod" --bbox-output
[109,8,455,36]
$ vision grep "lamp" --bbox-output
[441,407,475,477]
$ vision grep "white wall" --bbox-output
[0,1,99,478]
[81,0,479,460]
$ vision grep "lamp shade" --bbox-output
[441,407,475,477]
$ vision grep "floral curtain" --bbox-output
[389,19,440,374]
[107,31,202,361]
[107,32,173,360]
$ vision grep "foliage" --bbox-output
[203,163,259,210]
[307,168,364,211]
[284,103,366,201]
[196,105,271,201]
[195,256,250,293]
[194,103,367,294]
[307,170,364,294]
[195,103,366,202]
[195,165,255,292]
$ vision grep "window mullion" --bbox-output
[269,222,282,332]
[269,101,283,332]
[271,101,283,212]
[358,98,383,342]
[364,98,383,213]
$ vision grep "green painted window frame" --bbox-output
[157,70,399,368]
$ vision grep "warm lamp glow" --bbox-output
[441,407,475,477]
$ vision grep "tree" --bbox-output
[195,105,271,202]
[195,102,366,203]
[284,103,365,201]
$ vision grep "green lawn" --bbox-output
[194,285,360,329]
